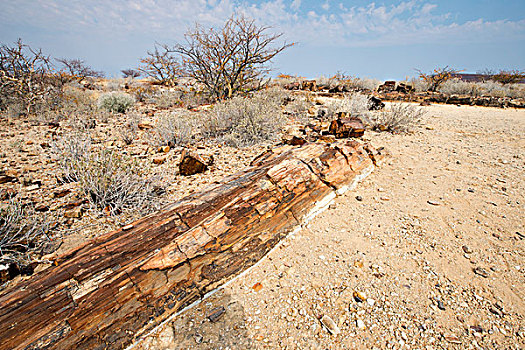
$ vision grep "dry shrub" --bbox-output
[0,198,49,267]
[119,112,141,145]
[350,77,381,91]
[439,78,481,96]
[149,111,194,147]
[54,133,158,215]
[150,90,183,109]
[97,92,135,113]
[369,102,424,133]
[323,93,372,121]
[203,88,286,147]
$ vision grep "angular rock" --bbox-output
[179,149,213,175]
[329,113,365,138]
[369,96,385,110]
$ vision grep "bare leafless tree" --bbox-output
[491,70,525,85]
[168,14,293,99]
[56,58,104,84]
[0,39,53,113]
[121,69,141,79]
[138,44,181,86]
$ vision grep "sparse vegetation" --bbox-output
[0,39,55,114]
[490,70,525,85]
[416,66,461,92]
[203,88,286,146]
[54,133,158,215]
[56,58,104,82]
[119,112,141,145]
[150,111,194,147]
[97,92,135,113]
[164,14,293,99]
[324,93,372,121]
[369,102,424,133]
[138,44,181,87]
[0,198,49,266]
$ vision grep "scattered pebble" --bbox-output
[320,315,340,335]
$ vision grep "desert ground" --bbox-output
[136,103,524,349]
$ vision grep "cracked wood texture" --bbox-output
[0,140,382,350]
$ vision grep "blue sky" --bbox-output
[1,0,524,80]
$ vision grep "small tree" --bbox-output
[0,39,53,113]
[121,69,141,79]
[168,14,293,99]
[56,58,104,82]
[416,66,461,92]
[490,70,525,85]
[138,44,181,86]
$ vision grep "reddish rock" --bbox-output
[329,113,365,138]
[282,134,307,146]
[153,156,166,165]
[179,149,213,176]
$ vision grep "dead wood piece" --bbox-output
[329,113,365,138]
[0,140,382,350]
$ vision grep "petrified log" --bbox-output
[329,113,366,138]
[0,141,384,350]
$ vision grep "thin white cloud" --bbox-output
[290,0,301,11]
[0,0,523,47]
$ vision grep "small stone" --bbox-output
[319,255,326,260]
[379,196,390,201]
[53,188,72,198]
[353,290,366,303]
[462,245,473,254]
[138,122,153,130]
[427,200,440,206]
[444,335,461,344]
[64,207,83,218]
[473,267,489,278]
[356,319,366,330]
[25,184,40,191]
[194,334,203,343]
[436,300,446,310]
[207,306,226,323]
[320,315,340,335]
[468,188,475,193]
[366,298,376,306]
[159,146,170,153]
[122,224,134,231]
[35,204,49,212]
[355,195,363,201]
[252,282,263,292]
[153,156,166,165]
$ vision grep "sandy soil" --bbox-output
[137,104,524,349]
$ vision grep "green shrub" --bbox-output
[97,92,135,113]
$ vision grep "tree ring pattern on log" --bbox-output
[0,140,385,350]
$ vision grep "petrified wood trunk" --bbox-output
[0,140,383,350]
